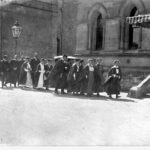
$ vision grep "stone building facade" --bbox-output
[1,0,150,90]
[61,0,150,90]
[0,0,62,58]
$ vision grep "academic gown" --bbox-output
[93,64,104,93]
[9,59,19,84]
[104,65,122,95]
[44,64,53,88]
[19,62,33,87]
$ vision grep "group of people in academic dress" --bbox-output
[0,53,53,90]
[50,55,122,99]
[0,53,122,99]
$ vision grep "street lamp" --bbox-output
[11,20,22,55]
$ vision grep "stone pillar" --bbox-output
[0,10,2,59]
[75,23,89,55]
[119,17,125,50]
[105,18,120,51]
[128,74,150,98]
[139,26,142,49]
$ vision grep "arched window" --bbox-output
[128,7,139,49]
[96,14,103,50]
[57,37,61,55]
[88,4,107,52]
[90,13,103,51]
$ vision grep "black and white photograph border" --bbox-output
[0,0,150,147]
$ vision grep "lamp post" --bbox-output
[11,21,22,55]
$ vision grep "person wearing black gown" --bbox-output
[1,55,10,88]
[104,60,122,99]
[44,59,53,90]
[93,58,104,96]
[9,55,19,87]
[50,55,70,94]
[18,55,25,86]
[30,52,40,88]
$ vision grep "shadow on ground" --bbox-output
[0,87,14,90]
[54,93,136,103]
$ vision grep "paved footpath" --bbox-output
[0,87,150,145]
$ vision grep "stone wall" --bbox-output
[0,0,59,59]
[61,0,78,55]
[61,0,150,54]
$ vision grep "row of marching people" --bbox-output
[0,53,53,90]
[0,53,122,99]
[50,55,122,99]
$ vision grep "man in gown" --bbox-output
[30,52,40,88]
[44,59,53,90]
[94,58,104,96]
[50,55,70,94]
[9,55,19,87]
[18,55,25,86]
[1,55,10,88]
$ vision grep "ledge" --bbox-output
[74,49,150,58]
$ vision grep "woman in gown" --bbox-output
[25,58,33,88]
[104,60,122,99]
[44,59,53,90]
[93,58,104,96]
[84,59,95,97]
[19,57,33,88]
[36,58,45,89]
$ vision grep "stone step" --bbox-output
[128,74,150,98]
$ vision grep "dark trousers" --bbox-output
[31,71,36,87]
[1,72,9,87]
[55,73,68,92]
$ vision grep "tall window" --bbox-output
[57,37,61,56]
[96,14,103,50]
[129,7,139,49]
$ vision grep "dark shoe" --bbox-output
[97,93,100,97]
[109,95,112,99]
[116,95,121,99]
[80,92,84,96]
[61,91,67,94]
[54,90,59,94]
[87,93,92,97]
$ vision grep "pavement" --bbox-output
[0,86,150,146]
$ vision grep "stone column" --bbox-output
[0,10,2,59]
[119,17,125,50]
[139,26,142,49]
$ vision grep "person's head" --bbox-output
[63,54,68,61]
[40,58,45,64]
[96,58,103,64]
[20,55,24,60]
[79,59,84,66]
[25,56,30,63]
[93,59,96,66]
[34,52,38,58]
[14,54,18,60]
[113,60,120,66]
[88,58,94,66]
[47,59,52,65]
[3,55,7,60]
